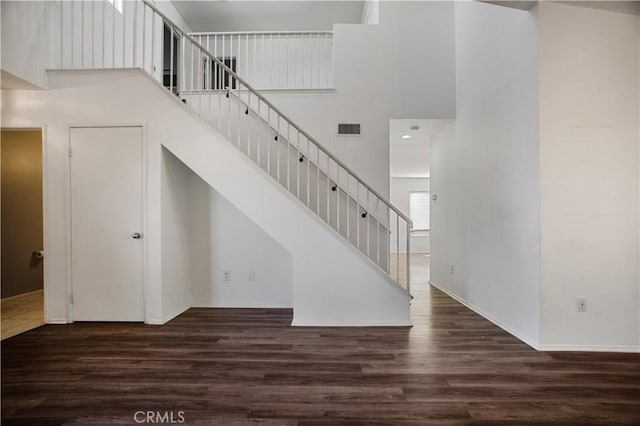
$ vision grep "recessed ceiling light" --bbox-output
[401,134,411,139]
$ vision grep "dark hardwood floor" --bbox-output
[2,282,639,425]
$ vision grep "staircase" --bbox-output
[53,0,413,298]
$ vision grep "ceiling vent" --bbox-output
[338,123,361,136]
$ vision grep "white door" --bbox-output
[70,127,144,321]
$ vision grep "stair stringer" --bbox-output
[161,105,412,327]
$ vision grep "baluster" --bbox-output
[151,8,156,79]
[247,92,252,158]
[292,34,297,89]
[60,0,63,68]
[316,147,320,214]
[70,1,75,68]
[111,0,115,67]
[208,50,213,126]
[346,174,350,242]
[180,35,185,97]
[190,40,195,106]
[376,205,380,266]
[169,26,174,93]
[296,130,300,200]
[276,33,280,88]
[81,0,84,68]
[222,33,225,86]
[257,99,261,165]
[301,34,306,88]
[198,48,202,116]
[308,33,312,88]
[270,33,273,88]
[326,33,330,88]
[286,123,290,191]
[366,190,370,258]
[396,214,400,283]
[356,183,361,249]
[326,155,330,222]
[132,0,137,67]
[267,107,271,175]
[122,1,125,67]
[276,116,280,183]
[285,34,289,88]
[406,221,411,291]
[246,34,249,82]
[237,81,241,148]
[141,4,145,71]
[91,0,95,68]
[307,138,311,208]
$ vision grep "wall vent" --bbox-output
[338,123,361,136]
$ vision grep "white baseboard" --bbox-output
[191,303,293,309]
[291,318,413,327]
[537,344,640,353]
[45,318,69,324]
[160,304,191,324]
[428,280,539,350]
[146,318,165,325]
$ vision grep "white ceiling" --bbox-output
[389,119,453,178]
[170,1,366,32]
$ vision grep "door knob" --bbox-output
[132,233,142,239]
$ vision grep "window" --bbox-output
[409,191,430,233]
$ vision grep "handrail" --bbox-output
[190,31,333,36]
[141,0,412,226]
[227,88,387,224]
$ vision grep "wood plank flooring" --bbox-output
[1,290,44,340]
[2,281,639,425]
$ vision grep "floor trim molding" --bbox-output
[537,344,640,353]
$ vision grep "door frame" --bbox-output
[66,124,148,323]
[0,126,48,321]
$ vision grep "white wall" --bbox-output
[2,69,410,326]
[538,2,640,351]
[161,148,192,322]
[162,146,293,310]
[390,177,430,253]
[0,1,51,88]
[189,170,293,308]
[263,1,456,198]
[430,1,540,346]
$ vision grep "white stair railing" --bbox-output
[52,0,412,293]
[189,31,334,90]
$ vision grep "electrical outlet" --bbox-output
[223,271,231,282]
[576,297,587,312]
[249,270,256,282]
[449,264,454,274]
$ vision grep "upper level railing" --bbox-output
[52,0,412,293]
[190,31,334,90]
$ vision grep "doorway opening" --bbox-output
[1,129,45,339]
[389,119,452,292]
